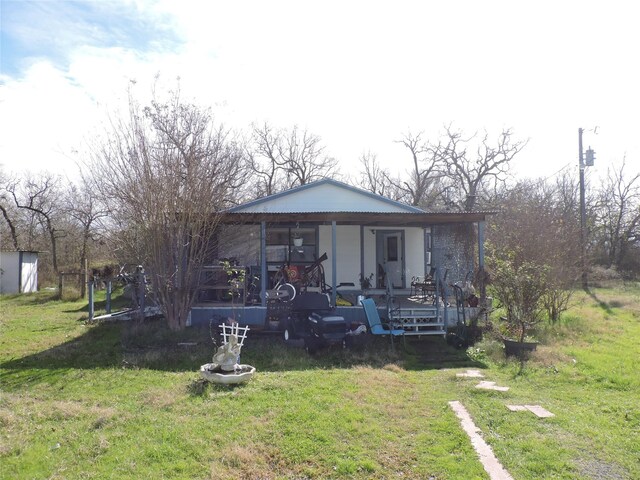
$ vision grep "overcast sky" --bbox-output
[1,0,638,184]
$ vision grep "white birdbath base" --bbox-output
[200,363,256,385]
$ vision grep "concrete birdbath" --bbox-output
[200,323,255,385]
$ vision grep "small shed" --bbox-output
[0,251,39,294]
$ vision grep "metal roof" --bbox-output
[226,178,426,214]
[221,210,494,226]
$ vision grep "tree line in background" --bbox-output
[1,90,638,329]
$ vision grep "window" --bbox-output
[387,235,398,261]
[266,226,317,265]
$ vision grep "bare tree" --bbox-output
[87,88,245,330]
[0,171,20,250]
[64,179,111,297]
[6,172,64,275]
[392,131,443,207]
[489,177,580,322]
[435,126,527,211]
[594,158,640,271]
[0,203,19,250]
[248,123,337,193]
[247,123,287,197]
[356,151,402,199]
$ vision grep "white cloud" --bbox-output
[1,0,639,182]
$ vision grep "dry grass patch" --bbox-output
[529,345,573,367]
[141,386,181,409]
[209,444,288,480]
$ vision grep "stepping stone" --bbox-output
[475,381,509,392]
[456,369,485,378]
[506,405,528,412]
[506,404,555,418]
[524,405,555,418]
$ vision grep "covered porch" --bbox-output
[188,179,490,337]
[189,211,489,336]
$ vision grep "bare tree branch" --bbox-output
[435,126,528,211]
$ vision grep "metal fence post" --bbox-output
[88,281,94,321]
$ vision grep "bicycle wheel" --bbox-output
[276,282,296,302]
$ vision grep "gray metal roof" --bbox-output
[226,178,426,214]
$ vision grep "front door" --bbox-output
[377,230,404,289]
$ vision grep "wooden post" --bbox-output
[58,272,63,298]
[81,258,88,299]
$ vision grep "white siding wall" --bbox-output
[21,252,38,293]
[0,252,39,294]
[318,225,361,288]
[0,252,20,294]
[363,228,377,285]
[320,226,425,289]
[238,183,414,213]
[404,228,425,280]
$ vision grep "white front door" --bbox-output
[379,231,404,288]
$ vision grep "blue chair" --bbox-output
[361,298,405,348]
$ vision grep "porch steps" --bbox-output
[395,306,446,336]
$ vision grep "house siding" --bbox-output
[234,182,419,214]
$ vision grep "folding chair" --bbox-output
[361,298,405,348]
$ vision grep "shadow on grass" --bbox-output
[585,287,614,314]
[1,291,61,306]
[1,317,483,390]
[62,295,131,314]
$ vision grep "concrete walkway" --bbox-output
[449,401,514,480]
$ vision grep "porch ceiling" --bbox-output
[221,211,494,226]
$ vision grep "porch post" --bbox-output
[477,221,485,270]
[261,221,267,307]
[478,220,486,300]
[360,225,365,284]
[331,220,337,306]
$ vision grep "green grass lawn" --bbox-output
[1,284,639,479]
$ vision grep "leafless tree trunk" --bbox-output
[0,203,19,250]
[435,126,527,211]
[86,88,246,330]
[6,172,63,274]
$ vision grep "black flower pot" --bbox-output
[503,338,538,358]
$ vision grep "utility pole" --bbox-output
[578,128,595,290]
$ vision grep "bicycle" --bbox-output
[269,263,297,302]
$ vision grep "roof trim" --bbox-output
[221,210,493,226]
[226,178,426,214]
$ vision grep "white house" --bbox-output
[188,179,491,330]
[0,251,38,294]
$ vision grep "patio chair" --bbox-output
[361,298,405,348]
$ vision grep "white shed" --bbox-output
[0,251,38,294]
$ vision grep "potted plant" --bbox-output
[489,254,548,358]
[292,232,303,247]
[358,273,374,304]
